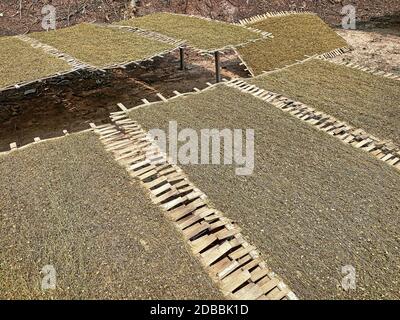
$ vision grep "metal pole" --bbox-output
[179,47,185,70]
[214,51,221,83]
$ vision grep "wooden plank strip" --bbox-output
[241,257,262,271]
[233,283,264,300]
[183,221,210,239]
[138,169,158,181]
[229,245,256,260]
[151,183,173,197]
[162,196,185,211]
[259,277,280,295]
[250,267,270,282]
[178,213,204,230]
[209,257,232,276]
[215,227,242,240]
[220,269,251,293]
[144,175,167,189]
[167,204,198,221]
[218,260,241,279]
[153,189,178,204]
[201,241,232,266]
[190,234,218,254]
[265,286,290,300]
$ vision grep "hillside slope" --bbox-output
[0,0,399,35]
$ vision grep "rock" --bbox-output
[24,88,37,95]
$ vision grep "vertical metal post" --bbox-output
[179,47,185,70]
[214,51,221,83]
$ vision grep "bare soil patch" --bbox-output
[333,28,400,75]
[0,50,247,152]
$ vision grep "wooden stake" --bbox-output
[215,51,221,83]
[179,47,185,70]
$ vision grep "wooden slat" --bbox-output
[250,267,270,282]
[190,234,218,254]
[183,222,210,239]
[177,213,203,230]
[229,245,256,260]
[209,257,233,275]
[220,269,251,293]
[215,227,242,240]
[259,277,280,295]
[233,283,264,300]
[201,242,232,266]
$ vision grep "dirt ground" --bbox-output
[0,49,247,152]
[1,1,399,35]
[129,85,400,300]
[0,131,223,299]
[333,28,400,74]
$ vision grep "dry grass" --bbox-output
[129,85,400,300]
[248,59,400,144]
[30,23,174,68]
[0,36,70,89]
[0,132,222,300]
[116,13,262,51]
[237,14,348,75]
